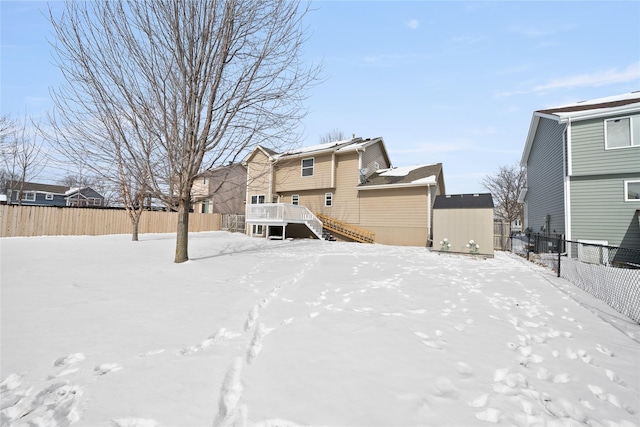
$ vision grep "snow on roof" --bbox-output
[536,92,640,121]
[378,165,436,177]
[278,138,358,157]
[410,175,436,184]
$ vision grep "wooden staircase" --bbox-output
[315,213,375,244]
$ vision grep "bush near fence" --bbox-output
[0,205,221,237]
[511,232,640,323]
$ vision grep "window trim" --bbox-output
[291,194,299,205]
[45,194,54,201]
[624,180,640,202]
[325,192,333,207]
[301,158,314,177]
[250,194,266,204]
[21,191,36,201]
[604,115,638,150]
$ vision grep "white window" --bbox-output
[624,180,640,201]
[374,161,380,170]
[252,225,264,235]
[291,194,299,205]
[325,192,333,207]
[87,198,102,206]
[45,194,54,201]
[605,115,640,149]
[250,195,265,204]
[301,158,314,177]
[22,192,35,201]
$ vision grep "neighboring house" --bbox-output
[519,92,640,249]
[244,136,446,246]
[191,163,247,214]
[65,187,105,207]
[432,193,494,257]
[4,181,69,207]
[4,181,106,207]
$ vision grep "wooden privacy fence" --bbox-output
[494,220,511,250]
[0,205,221,237]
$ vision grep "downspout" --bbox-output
[269,160,275,202]
[356,148,364,222]
[563,119,572,243]
[427,184,432,246]
[331,152,336,188]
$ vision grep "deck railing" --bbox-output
[245,203,323,239]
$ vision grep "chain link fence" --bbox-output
[510,232,640,323]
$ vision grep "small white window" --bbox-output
[291,194,299,205]
[22,192,35,201]
[325,192,333,207]
[45,194,54,200]
[374,161,380,170]
[301,158,314,177]
[624,180,640,201]
[605,115,639,149]
[250,195,265,204]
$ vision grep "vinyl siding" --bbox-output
[571,115,640,176]
[358,186,430,246]
[361,143,390,173]
[525,117,566,235]
[246,150,272,201]
[275,154,333,192]
[570,174,640,248]
[432,208,494,256]
[332,152,360,223]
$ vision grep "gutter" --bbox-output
[357,181,436,191]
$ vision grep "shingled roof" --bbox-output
[6,181,68,194]
[538,95,640,115]
[433,193,494,209]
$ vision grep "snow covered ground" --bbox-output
[1,231,639,427]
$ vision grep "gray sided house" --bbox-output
[65,187,105,207]
[520,93,640,249]
[4,181,105,207]
[432,193,494,256]
[5,181,69,207]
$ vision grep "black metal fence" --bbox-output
[510,232,640,323]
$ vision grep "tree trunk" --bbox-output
[175,196,190,263]
[131,214,140,241]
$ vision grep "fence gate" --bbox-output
[493,220,511,251]
[222,214,245,233]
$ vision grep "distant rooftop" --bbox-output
[433,193,494,209]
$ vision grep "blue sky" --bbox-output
[2,1,639,194]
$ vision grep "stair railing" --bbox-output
[315,213,375,244]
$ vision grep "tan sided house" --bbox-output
[243,136,446,246]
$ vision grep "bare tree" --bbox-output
[482,163,526,226]
[319,129,346,144]
[47,0,321,261]
[0,114,47,205]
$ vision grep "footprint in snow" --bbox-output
[456,362,473,378]
[53,353,85,367]
[246,323,267,364]
[95,363,122,376]
[468,393,489,408]
[433,377,459,399]
[596,344,615,357]
[605,369,626,387]
[475,408,501,423]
